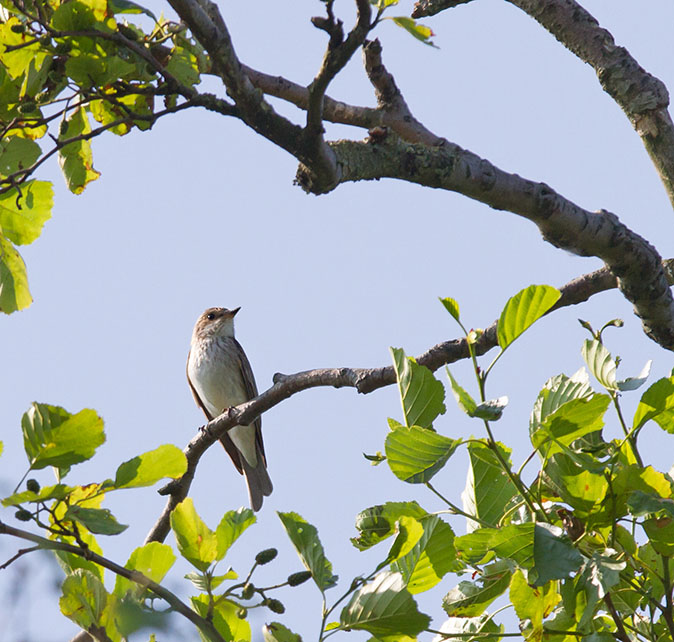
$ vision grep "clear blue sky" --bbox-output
[2,1,674,640]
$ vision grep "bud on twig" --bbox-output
[287,571,312,586]
[255,548,278,565]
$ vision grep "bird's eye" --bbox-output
[206,312,216,321]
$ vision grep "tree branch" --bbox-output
[144,259,674,544]
[412,0,674,208]
[0,520,226,642]
[299,0,373,189]
[165,0,305,161]
[310,134,674,349]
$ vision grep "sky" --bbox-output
[2,0,674,640]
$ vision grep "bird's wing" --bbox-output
[232,338,266,465]
[186,349,245,475]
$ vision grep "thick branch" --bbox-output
[144,260,674,544]
[412,0,674,208]
[314,135,674,349]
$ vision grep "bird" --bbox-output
[186,307,273,511]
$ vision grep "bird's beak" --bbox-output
[230,306,241,316]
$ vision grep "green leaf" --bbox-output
[185,568,237,591]
[510,569,560,636]
[263,622,303,642]
[542,453,608,520]
[216,507,256,560]
[379,515,425,570]
[461,441,518,532]
[165,47,201,87]
[278,511,337,592]
[114,444,187,489]
[497,285,561,350]
[454,528,498,565]
[0,18,48,79]
[63,505,128,535]
[530,394,611,458]
[385,424,459,483]
[339,571,430,636]
[529,522,583,586]
[109,0,157,19]
[461,523,581,586]
[581,339,617,390]
[192,595,251,642]
[51,0,98,31]
[389,17,437,47]
[391,515,457,593]
[0,234,31,313]
[59,569,108,630]
[643,516,674,555]
[627,490,674,518]
[0,136,41,177]
[391,347,446,428]
[442,560,512,616]
[633,376,674,433]
[21,402,105,471]
[170,498,218,571]
[113,542,176,597]
[432,615,503,642]
[530,369,593,432]
[0,180,52,245]
[577,550,624,617]
[2,483,76,507]
[439,296,460,322]
[446,368,477,416]
[58,107,100,194]
[351,501,428,551]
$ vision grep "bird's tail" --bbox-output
[241,454,273,512]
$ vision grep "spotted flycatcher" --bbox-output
[187,307,273,511]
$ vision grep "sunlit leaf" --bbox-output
[0,234,31,312]
[497,285,561,350]
[530,369,593,433]
[170,498,218,571]
[442,560,512,616]
[386,424,459,483]
[431,615,502,642]
[461,441,518,532]
[391,515,457,593]
[340,571,430,636]
[216,507,256,560]
[58,107,101,194]
[21,402,105,471]
[581,339,617,390]
[633,376,674,433]
[59,569,108,630]
[446,368,477,416]
[192,595,251,642]
[114,542,176,597]
[531,394,611,458]
[351,501,428,551]
[114,444,187,489]
[391,347,446,428]
[390,17,437,47]
[439,296,460,322]
[278,511,337,592]
[0,180,52,245]
[510,569,560,636]
[263,622,303,642]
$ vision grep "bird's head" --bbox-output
[192,306,240,341]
